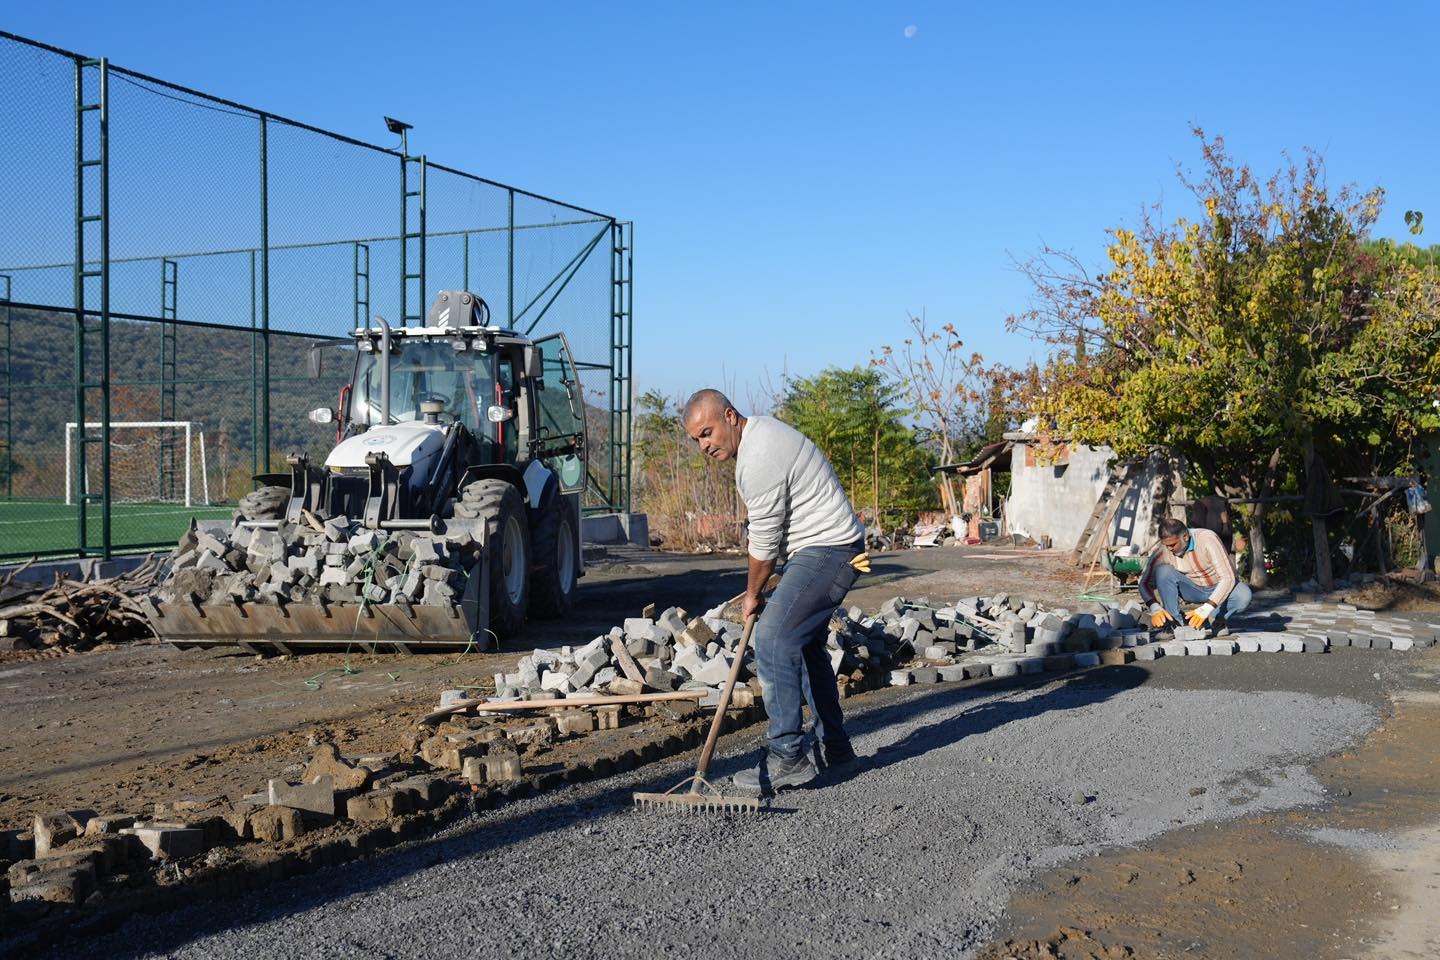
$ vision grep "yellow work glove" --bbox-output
[1186,603,1215,629]
[1148,603,1174,628]
[850,552,871,573]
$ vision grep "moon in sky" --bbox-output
[903,24,918,39]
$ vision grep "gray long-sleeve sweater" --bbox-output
[735,415,865,562]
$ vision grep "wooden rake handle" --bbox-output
[693,613,757,781]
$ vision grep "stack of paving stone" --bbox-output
[150,517,484,612]
[494,599,930,703]
[496,605,764,705]
[881,593,1140,684]
[475,589,1440,706]
[878,592,1439,685]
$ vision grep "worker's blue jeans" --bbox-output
[1154,563,1253,621]
[752,539,863,761]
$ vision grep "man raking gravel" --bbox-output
[682,389,868,796]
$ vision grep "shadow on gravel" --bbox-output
[845,664,1149,777]
[56,666,1154,960]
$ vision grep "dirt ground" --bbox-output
[0,542,1083,832]
[978,648,1440,960]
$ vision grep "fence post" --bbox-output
[507,188,515,326]
[98,58,111,557]
[250,249,259,483]
[0,274,10,500]
[259,114,271,473]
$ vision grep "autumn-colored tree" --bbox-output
[1011,129,1440,586]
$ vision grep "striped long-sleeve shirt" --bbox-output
[1138,527,1238,606]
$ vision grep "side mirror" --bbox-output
[523,346,543,380]
[487,405,515,423]
[307,407,335,425]
[308,345,323,378]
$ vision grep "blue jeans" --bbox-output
[1154,563,1252,621]
[753,539,862,760]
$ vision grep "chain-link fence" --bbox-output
[0,31,632,560]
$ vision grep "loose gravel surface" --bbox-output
[70,665,1377,960]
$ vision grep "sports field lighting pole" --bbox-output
[388,117,425,326]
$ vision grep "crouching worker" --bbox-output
[1140,517,1252,633]
[682,389,866,795]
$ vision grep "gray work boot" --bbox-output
[731,751,817,796]
[823,745,861,777]
[806,736,861,775]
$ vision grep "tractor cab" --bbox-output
[296,291,586,530]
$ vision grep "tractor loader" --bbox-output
[145,290,588,652]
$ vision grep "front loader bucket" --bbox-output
[147,550,491,654]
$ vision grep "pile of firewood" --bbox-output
[0,555,163,652]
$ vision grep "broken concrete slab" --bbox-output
[267,776,337,817]
[33,810,94,856]
[127,822,205,860]
[555,711,595,736]
[303,742,372,792]
[247,805,305,842]
[83,814,137,838]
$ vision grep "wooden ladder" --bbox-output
[1070,464,1129,566]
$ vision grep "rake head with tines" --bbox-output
[632,775,760,815]
[632,614,762,817]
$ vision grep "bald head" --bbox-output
[683,388,746,461]
[682,389,738,421]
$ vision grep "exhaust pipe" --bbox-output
[375,314,392,426]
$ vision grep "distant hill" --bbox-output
[2,304,619,505]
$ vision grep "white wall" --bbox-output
[1003,444,1181,552]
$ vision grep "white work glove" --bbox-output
[1186,602,1216,629]
[1148,603,1174,628]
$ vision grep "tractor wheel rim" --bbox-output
[556,519,575,590]
[503,514,526,605]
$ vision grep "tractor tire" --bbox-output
[238,485,289,522]
[454,478,530,639]
[529,499,577,619]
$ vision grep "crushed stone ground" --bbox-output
[72,670,1376,960]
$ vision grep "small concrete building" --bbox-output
[948,429,1186,555]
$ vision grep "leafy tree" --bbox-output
[775,366,937,526]
[871,314,1020,515]
[1010,130,1440,587]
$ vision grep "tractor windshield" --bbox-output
[351,341,496,431]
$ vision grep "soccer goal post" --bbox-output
[65,421,211,507]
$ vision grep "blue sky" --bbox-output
[6,1,1437,405]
